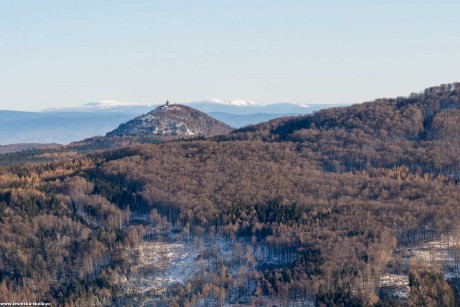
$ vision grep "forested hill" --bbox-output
[0,83,459,306]
[220,82,460,179]
[0,104,233,164]
[229,82,460,141]
[107,103,232,137]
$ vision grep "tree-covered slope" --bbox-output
[222,82,460,179]
[0,83,459,306]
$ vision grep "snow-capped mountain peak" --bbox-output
[43,99,317,115]
[186,99,258,106]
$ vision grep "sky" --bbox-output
[1,0,459,111]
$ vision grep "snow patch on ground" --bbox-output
[379,233,460,300]
[378,274,410,299]
[128,241,199,294]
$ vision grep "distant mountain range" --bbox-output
[0,100,345,145]
[44,99,324,114]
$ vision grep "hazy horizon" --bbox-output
[1,0,459,111]
[0,98,349,113]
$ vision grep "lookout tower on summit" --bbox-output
[165,100,169,106]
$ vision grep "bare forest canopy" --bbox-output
[0,83,459,306]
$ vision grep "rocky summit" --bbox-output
[106,103,233,137]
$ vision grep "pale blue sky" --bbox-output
[1,0,459,111]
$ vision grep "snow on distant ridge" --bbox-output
[184,99,311,108]
[44,99,311,112]
[185,98,258,106]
